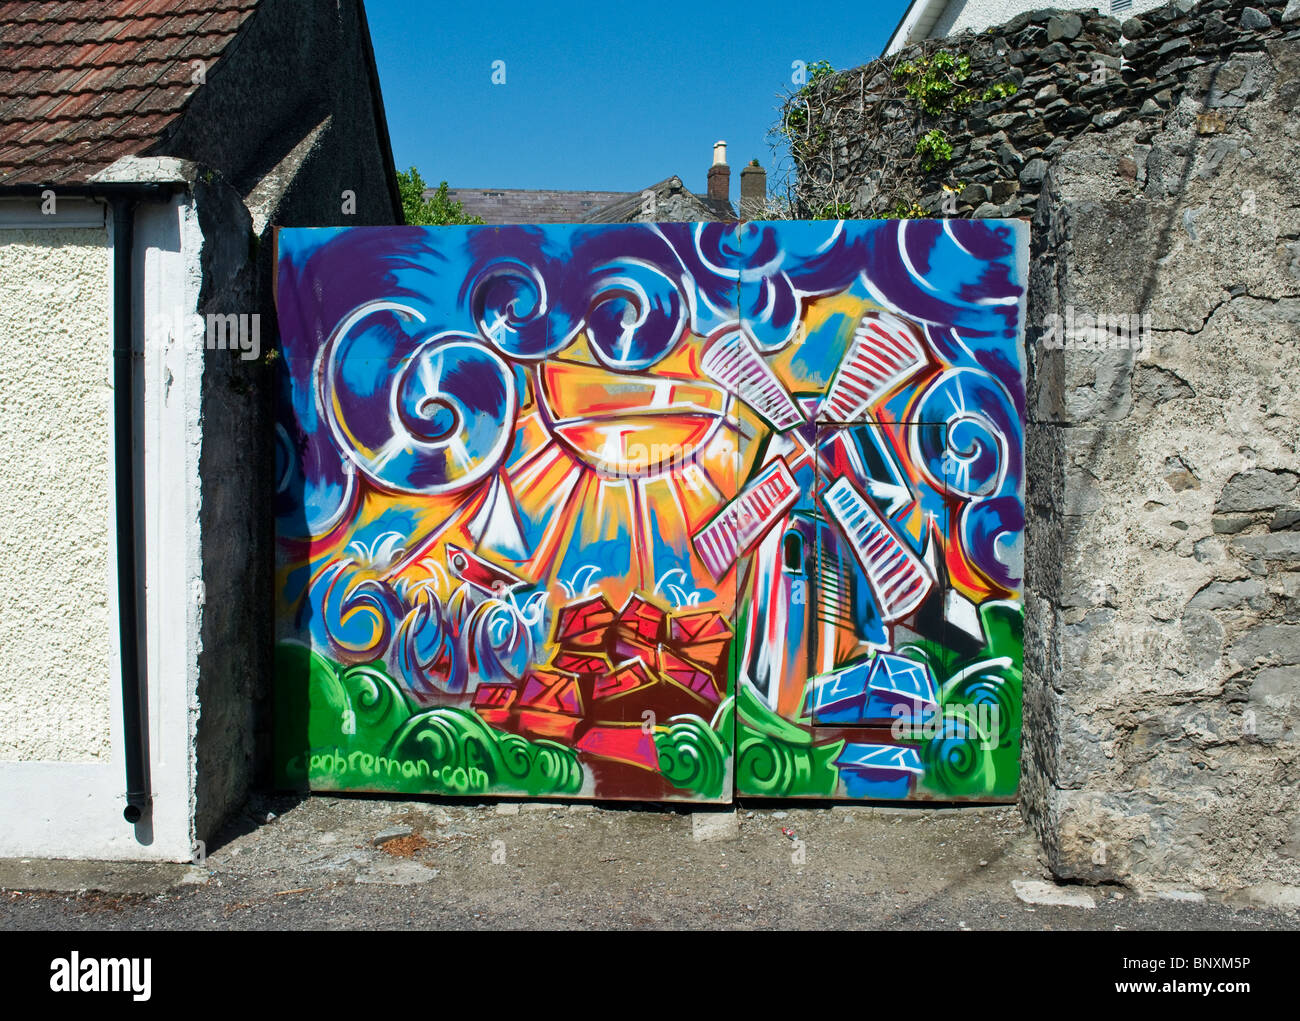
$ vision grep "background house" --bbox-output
[443,141,769,223]
[885,0,1175,52]
[0,0,401,861]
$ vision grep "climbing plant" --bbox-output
[767,42,1019,220]
[893,49,1018,114]
[893,50,974,115]
[805,59,835,87]
[915,129,954,170]
[815,201,852,220]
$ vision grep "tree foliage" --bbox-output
[396,166,484,226]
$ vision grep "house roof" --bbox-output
[443,178,736,225]
[0,0,262,186]
[582,176,733,224]
[444,187,637,225]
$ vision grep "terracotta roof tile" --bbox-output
[0,0,263,186]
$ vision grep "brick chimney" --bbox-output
[740,160,767,218]
[707,140,729,204]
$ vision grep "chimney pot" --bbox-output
[740,161,767,218]
[708,140,730,204]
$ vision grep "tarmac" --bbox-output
[2,795,1297,930]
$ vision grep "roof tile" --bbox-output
[0,0,264,185]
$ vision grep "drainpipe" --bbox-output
[110,196,151,825]
[2,180,183,826]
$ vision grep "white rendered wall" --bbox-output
[0,192,204,861]
[933,0,1172,38]
[0,210,114,762]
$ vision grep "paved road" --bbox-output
[1,796,1296,930]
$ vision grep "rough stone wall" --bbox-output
[795,0,1300,892]
[0,224,113,762]
[788,0,1296,222]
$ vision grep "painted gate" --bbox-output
[273,219,1028,803]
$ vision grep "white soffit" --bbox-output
[0,196,106,229]
[884,0,951,55]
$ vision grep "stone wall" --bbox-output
[793,0,1300,893]
[787,0,1297,222]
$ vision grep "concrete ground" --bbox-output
[1,795,1297,930]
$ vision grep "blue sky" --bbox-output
[364,0,911,200]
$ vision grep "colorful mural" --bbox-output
[273,219,1027,802]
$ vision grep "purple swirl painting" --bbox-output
[273,218,1028,802]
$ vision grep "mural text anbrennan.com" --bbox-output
[273,219,1028,803]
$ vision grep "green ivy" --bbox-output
[893,49,1018,115]
[889,200,927,219]
[981,81,1020,102]
[805,59,834,87]
[815,201,852,219]
[893,50,973,115]
[915,129,954,170]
